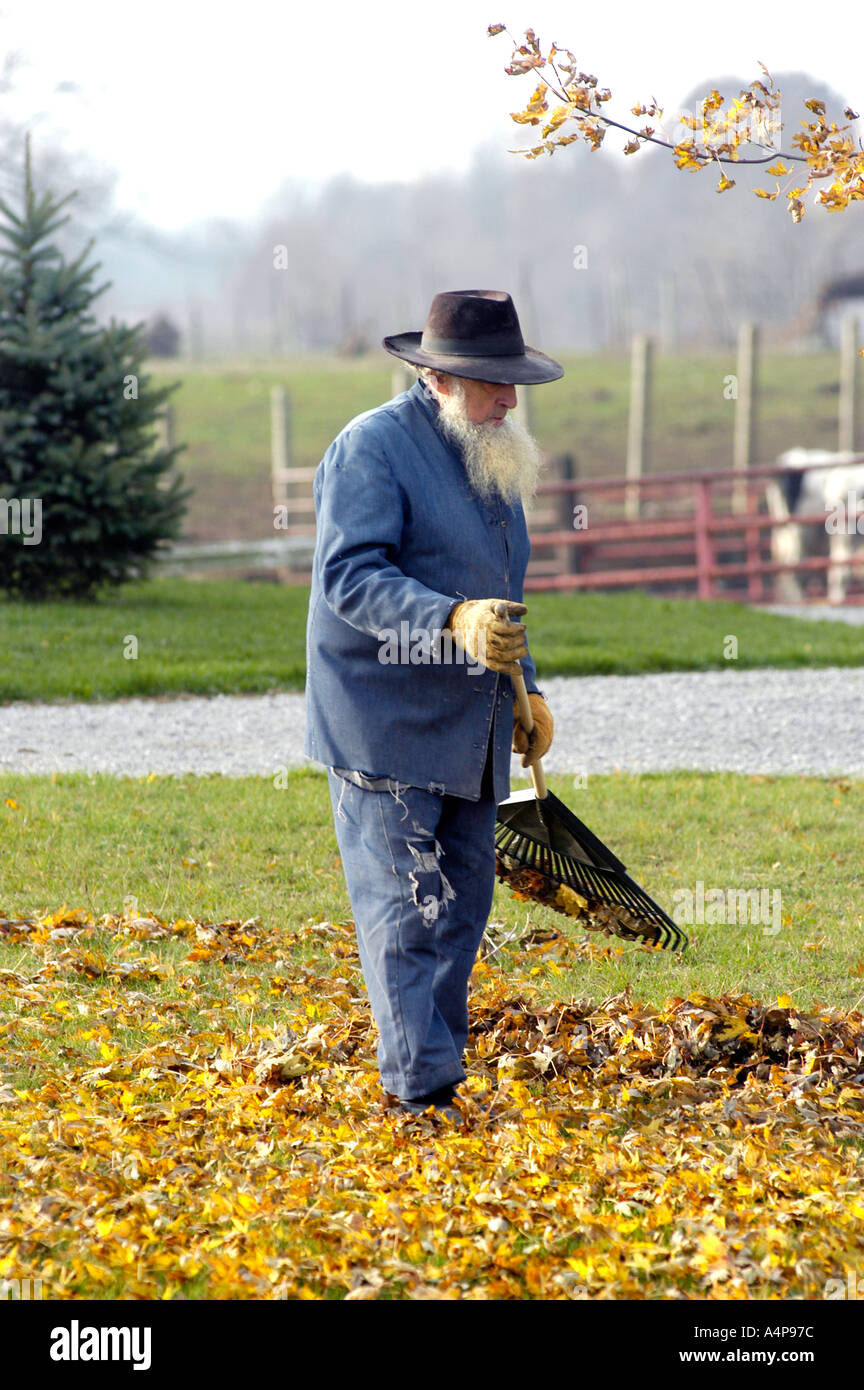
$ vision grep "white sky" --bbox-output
[2,0,862,230]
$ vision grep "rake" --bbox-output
[495,635,687,953]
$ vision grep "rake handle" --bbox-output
[510,663,548,799]
[493,602,548,799]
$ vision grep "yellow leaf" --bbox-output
[526,82,548,113]
[716,173,736,193]
[766,159,789,176]
[698,1230,727,1260]
[715,1018,756,1042]
[776,993,793,1009]
[555,884,588,916]
[541,106,570,137]
[4,798,18,809]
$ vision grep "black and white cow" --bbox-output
[765,448,864,602]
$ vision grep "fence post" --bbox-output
[694,477,714,599]
[732,321,759,514]
[626,333,653,520]
[391,363,414,399]
[270,385,292,514]
[555,452,579,576]
[839,314,860,453]
[515,382,534,436]
[155,405,174,456]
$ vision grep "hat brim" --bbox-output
[382,332,564,385]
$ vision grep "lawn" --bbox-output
[1,768,863,1300]
[144,350,849,543]
[1,580,862,703]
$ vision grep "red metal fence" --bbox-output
[525,454,864,602]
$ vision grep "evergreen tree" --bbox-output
[145,313,182,358]
[0,135,190,599]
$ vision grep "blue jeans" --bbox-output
[326,743,498,1099]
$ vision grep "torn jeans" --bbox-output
[326,741,498,1099]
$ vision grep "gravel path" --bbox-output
[763,604,864,626]
[2,666,863,778]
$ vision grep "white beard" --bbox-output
[433,381,544,505]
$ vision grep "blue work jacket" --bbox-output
[303,377,541,803]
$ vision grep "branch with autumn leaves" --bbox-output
[488,22,864,222]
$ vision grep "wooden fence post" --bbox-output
[270,385,292,513]
[515,382,533,436]
[732,322,759,514]
[626,333,653,520]
[391,363,414,398]
[156,405,174,456]
[555,452,580,575]
[839,314,860,454]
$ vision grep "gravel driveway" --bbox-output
[2,666,863,778]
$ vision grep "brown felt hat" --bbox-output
[382,289,564,386]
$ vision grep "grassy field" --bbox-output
[2,767,862,1012]
[2,767,863,1301]
[146,350,849,542]
[1,580,862,703]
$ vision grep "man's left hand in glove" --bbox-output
[512,692,554,768]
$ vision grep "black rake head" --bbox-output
[495,788,687,953]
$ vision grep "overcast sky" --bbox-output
[2,0,862,230]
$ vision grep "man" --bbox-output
[304,290,563,1120]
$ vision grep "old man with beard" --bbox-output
[304,290,563,1121]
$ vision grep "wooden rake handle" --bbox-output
[510,662,548,799]
[493,601,547,799]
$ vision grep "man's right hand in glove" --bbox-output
[446,599,528,673]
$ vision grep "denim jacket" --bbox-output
[303,378,541,803]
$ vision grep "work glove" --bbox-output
[446,598,528,673]
[512,692,554,767]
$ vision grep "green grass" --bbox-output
[150,348,847,484]
[145,349,850,542]
[1,580,862,703]
[2,767,862,1013]
[0,577,307,701]
[1,766,861,1303]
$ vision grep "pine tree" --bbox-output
[0,135,190,599]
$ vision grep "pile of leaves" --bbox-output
[495,851,686,953]
[1,907,863,1300]
[496,853,665,944]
